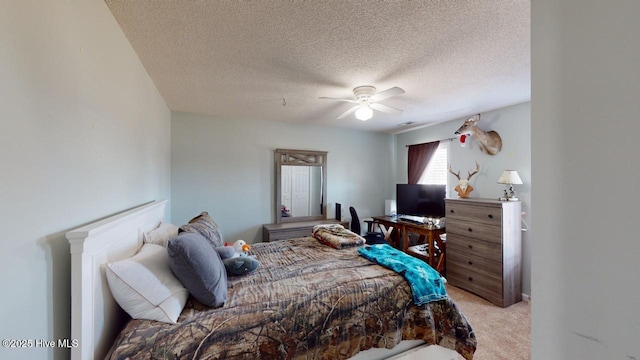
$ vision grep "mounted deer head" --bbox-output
[455,114,502,155]
[448,161,480,198]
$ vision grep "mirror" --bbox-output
[275,149,327,224]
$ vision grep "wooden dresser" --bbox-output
[262,219,350,242]
[445,198,522,307]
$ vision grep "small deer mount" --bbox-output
[448,161,480,198]
[455,114,502,155]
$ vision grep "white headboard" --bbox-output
[66,199,168,360]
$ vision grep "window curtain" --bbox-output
[407,141,440,184]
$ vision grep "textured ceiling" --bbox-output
[105,0,530,133]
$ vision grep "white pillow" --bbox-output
[143,222,179,247]
[105,244,188,323]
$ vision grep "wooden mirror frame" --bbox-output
[275,149,327,224]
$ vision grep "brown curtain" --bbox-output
[407,141,440,184]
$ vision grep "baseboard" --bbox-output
[522,293,531,302]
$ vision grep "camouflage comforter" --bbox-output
[108,237,476,359]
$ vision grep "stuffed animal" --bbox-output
[214,240,259,276]
[222,257,259,276]
[224,239,252,258]
[214,246,235,260]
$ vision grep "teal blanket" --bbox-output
[358,244,448,305]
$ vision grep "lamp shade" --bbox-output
[497,170,523,185]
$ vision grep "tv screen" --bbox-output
[396,184,446,218]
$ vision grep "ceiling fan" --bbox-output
[319,85,405,121]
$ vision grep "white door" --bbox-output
[281,166,292,212]
[291,166,310,217]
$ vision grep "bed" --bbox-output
[67,200,476,359]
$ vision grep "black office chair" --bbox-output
[349,207,386,245]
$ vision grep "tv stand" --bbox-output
[398,215,424,224]
[371,216,446,274]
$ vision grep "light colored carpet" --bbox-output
[446,285,531,360]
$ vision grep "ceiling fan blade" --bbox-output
[336,105,359,119]
[369,86,405,102]
[318,97,359,104]
[370,102,403,115]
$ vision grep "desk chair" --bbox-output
[349,207,386,245]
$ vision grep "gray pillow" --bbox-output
[179,212,224,247]
[167,232,227,308]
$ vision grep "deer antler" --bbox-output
[467,161,480,180]
[448,164,461,180]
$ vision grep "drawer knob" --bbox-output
[468,277,473,282]
[467,244,473,249]
[450,209,455,213]
[488,214,494,219]
[468,228,473,232]
[468,261,473,265]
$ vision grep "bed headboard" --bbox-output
[66,199,169,360]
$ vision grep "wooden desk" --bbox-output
[371,216,446,273]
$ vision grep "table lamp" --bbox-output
[497,170,523,201]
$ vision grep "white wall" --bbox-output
[171,111,394,243]
[0,1,171,359]
[532,1,640,359]
[394,102,531,296]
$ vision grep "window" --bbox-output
[418,142,448,185]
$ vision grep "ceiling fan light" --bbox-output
[355,105,373,121]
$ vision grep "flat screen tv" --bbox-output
[396,184,446,218]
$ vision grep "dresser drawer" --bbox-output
[447,267,503,306]
[446,234,502,260]
[446,221,503,244]
[446,201,502,226]
[263,220,350,242]
[267,227,313,241]
[447,250,502,279]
